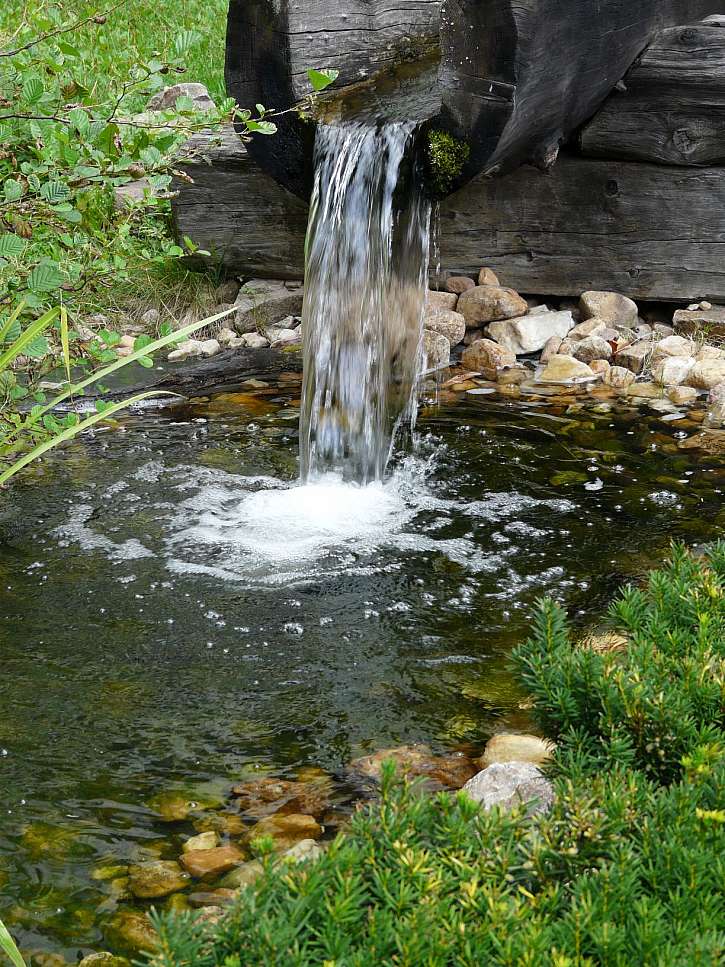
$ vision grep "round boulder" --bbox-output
[572,336,613,363]
[461,338,516,377]
[580,291,638,327]
[424,309,466,346]
[462,762,554,816]
[445,276,476,295]
[457,285,528,327]
[686,359,725,390]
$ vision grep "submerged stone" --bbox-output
[219,860,264,889]
[128,860,190,899]
[181,845,245,880]
[231,776,331,820]
[105,911,158,953]
[78,954,129,967]
[245,813,322,851]
[182,831,219,853]
[349,744,477,789]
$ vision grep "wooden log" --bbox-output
[225,0,724,198]
[173,130,725,302]
[580,19,725,166]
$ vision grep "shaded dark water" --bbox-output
[1,370,723,960]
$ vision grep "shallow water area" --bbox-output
[1,370,724,960]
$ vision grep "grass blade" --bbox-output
[59,303,71,385]
[0,307,59,372]
[0,918,26,967]
[0,391,178,486]
[0,301,26,346]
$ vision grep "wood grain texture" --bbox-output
[580,22,725,165]
[172,131,725,302]
[225,0,724,198]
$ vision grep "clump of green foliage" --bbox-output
[152,545,725,966]
[427,129,470,197]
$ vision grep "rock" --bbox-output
[572,336,612,363]
[182,831,218,853]
[614,341,652,374]
[709,382,725,404]
[604,366,636,389]
[219,860,264,889]
[686,360,725,390]
[487,309,574,355]
[348,745,477,790]
[246,813,322,851]
[539,355,596,382]
[627,381,665,399]
[580,291,638,326]
[426,290,458,312]
[677,430,725,455]
[113,179,154,211]
[180,845,245,880]
[280,839,325,864]
[461,338,516,377]
[462,762,554,816]
[557,337,576,356]
[147,82,215,112]
[497,365,528,386]
[193,812,247,836]
[540,335,562,363]
[695,345,722,361]
[668,385,699,405]
[231,777,330,820]
[147,791,208,822]
[216,327,236,347]
[632,323,654,341]
[168,339,204,363]
[673,305,725,341]
[128,860,190,899]
[705,401,725,426]
[457,285,528,327]
[652,335,696,360]
[652,323,675,338]
[267,327,301,348]
[445,276,475,295]
[234,280,304,334]
[242,332,270,349]
[140,308,160,327]
[479,734,554,769]
[78,954,129,967]
[423,330,451,370]
[589,359,610,377]
[653,357,695,387]
[198,339,220,357]
[188,889,237,909]
[478,267,500,286]
[568,318,607,340]
[422,309,466,346]
[105,911,158,953]
[579,632,629,654]
[215,279,241,303]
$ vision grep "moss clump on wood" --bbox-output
[153,544,725,966]
[427,130,471,196]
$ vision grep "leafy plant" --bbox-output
[151,546,725,967]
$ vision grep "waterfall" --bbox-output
[300,122,431,484]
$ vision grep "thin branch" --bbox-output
[0,0,130,58]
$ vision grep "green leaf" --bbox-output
[40,180,71,204]
[139,146,163,168]
[133,335,153,351]
[23,336,50,360]
[172,29,202,58]
[57,41,80,57]
[174,95,195,113]
[245,120,277,136]
[0,371,17,394]
[3,180,24,203]
[137,355,154,368]
[9,385,28,400]
[307,68,339,92]
[0,235,25,259]
[1,320,21,345]
[22,75,45,104]
[68,107,90,136]
[28,261,64,294]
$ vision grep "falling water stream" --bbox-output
[300,122,431,483]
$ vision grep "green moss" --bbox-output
[427,130,471,196]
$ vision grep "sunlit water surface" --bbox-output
[1,375,723,959]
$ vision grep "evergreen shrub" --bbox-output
[152,545,725,967]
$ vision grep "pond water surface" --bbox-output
[1,367,723,961]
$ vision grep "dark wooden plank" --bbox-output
[225,0,724,198]
[173,131,725,301]
[580,21,725,165]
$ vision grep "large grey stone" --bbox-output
[234,280,304,334]
[653,356,696,387]
[458,285,528,327]
[487,310,574,355]
[462,762,554,816]
[580,291,638,326]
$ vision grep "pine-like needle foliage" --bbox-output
[152,545,725,967]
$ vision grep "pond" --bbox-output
[1,365,723,961]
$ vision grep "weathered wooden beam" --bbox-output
[225,0,724,198]
[172,130,725,302]
[580,19,725,166]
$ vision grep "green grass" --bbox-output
[0,0,229,109]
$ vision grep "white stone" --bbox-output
[487,310,574,355]
[653,356,696,386]
[462,762,554,815]
[652,335,696,360]
[242,332,270,349]
[580,291,638,326]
